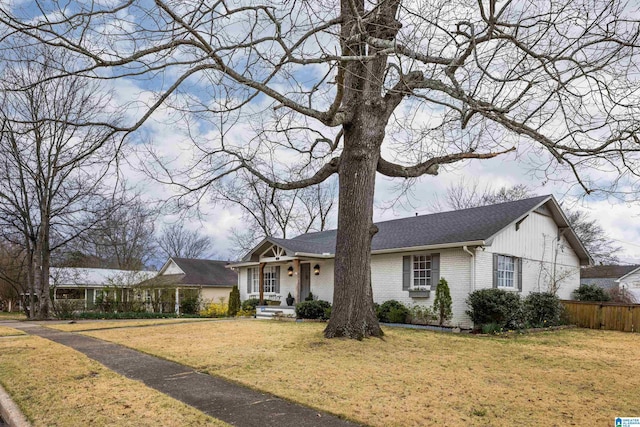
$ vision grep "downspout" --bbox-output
[463,246,475,292]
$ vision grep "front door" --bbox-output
[300,263,311,301]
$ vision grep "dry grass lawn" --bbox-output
[83,320,640,427]
[0,312,26,320]
[0,326,25,337]
[0,335,229,427]
[47,317,218,332]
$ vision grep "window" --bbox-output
[250,267,260,293]
[497,255,515,289]
[412,254,431,289]
[249,266,279,293]
[264,266,277,293]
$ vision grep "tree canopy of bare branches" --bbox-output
[80,196,158,270]
[0,44,121,318]
[2,0,639,335]
[218,172,336,258]
[157,222,214,260]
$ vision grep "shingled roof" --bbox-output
[580,265,640,279]
[241,195,591,265]
[139,258,237,288]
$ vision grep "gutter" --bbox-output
[462,246,476,292]
[298,240,487,258]
[228,241,487,268]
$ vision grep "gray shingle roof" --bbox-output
[580,265,640,279]
[271,195,551,255]
[150,258,237,287]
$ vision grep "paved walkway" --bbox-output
[1,321,358,427]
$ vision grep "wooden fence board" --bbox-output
[561,301,640,333]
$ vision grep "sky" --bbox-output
[120,94,640,266]
[5,0,640,266]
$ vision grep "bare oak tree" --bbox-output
[3,0,639,335]
[0,45,120,318]
[0,240,28,312]
[157,222,214,260]
[81,195,158,270]
[217,172,336,258]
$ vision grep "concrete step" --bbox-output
[255,306,296,319]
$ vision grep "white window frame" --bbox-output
[411,254,432,290]
[249,266,278,294]
[264,266,277,293]
[250,267,260,293]
[497,255,516,289]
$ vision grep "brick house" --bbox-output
[229,195,591,327]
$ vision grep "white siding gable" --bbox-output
[482,210,580,299]
[162,260,185,275]
[619,268,640,302]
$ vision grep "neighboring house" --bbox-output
[50,267,157,310]
[137,257,238,313]
[229,195,592,328]
[581,265,640,301]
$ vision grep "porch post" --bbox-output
[259,262,265,304]
[175,287,180,315]
[294,258,301,305]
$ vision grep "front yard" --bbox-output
[54,319,640,426]
[0,332,228,426]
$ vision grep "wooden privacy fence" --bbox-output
[561,300,640,333]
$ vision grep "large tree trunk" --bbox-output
[36,216,52,319]
[324,114,385,339]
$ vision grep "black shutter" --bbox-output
[247,268,252,293]
[430,253,440,290]
[492,254,499,288]
[402,256,411,290]
[275,266,281,293]
[517,258,523,292]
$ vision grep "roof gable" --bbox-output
[158,259,185,275]
[159,258,237,287]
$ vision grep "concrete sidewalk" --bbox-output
[4,322,359,427]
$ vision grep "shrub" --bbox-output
[408,304,437,325]
[295,300,331,320]
[56,311,197,320]
[523,292,564,327]
[607,287,637,304]
[466,289,523,330]
[433,278,453,326]
[241,298,260,312]
[481,322,503,335]
[377,300,409,324]
[236,309,254,317]
[180,294,201,315]
[228,286,241,316]
[572,284,611,302]
[387,306,409,323]
[53,299,84,319]
[200,300,228,317]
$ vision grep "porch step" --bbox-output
[255,306,296,319]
